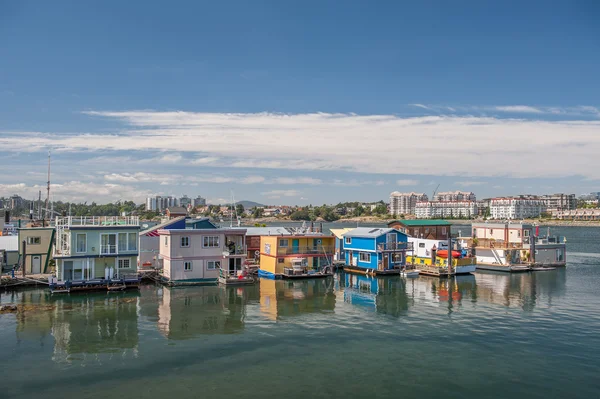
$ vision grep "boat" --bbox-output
[436,250,461,258]
[530,266,556,271]
[406,237,476,275]
[401,269,420,277]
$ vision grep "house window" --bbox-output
[27,236,41,245]
[184,261,192,271]
[425,228,429,235]
[517,230,521,238]
[490,229,493,235]
[419,243,425,248]
[206,260,220,270]
[345,237,352,245]
[165,236,169,246]
[128,233,137,251]
[101,234,117,254]
[442,227,447,235]
[278,258,284,264]
[181,236,190,247]
[413,229,419,236]
[118,233,128,252]
[359,252,371,262]
[203,236,220,248]
[76,234,86,253]
[118,259,130,269]
[279,239,289,247]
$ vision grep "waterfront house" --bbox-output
[232,226,291,261]
[158,228,247,284]
[18,226,54,274]
[53,216,140,281]
[471,222,566,271]
[330,228,354,262]
[258,233,335,278]
[387,219,451,240]
[139,216,186,269]
[0,235,19,272]
[342,228,410,274]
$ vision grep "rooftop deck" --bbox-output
[55,216,140,228]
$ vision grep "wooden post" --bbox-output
[22,240,26,277]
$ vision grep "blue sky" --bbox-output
[1,1,599,204]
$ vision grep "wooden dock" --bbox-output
[475,263,531,273]
[409,265,455,277]
[1,274,51,290]
[343,266,400,276]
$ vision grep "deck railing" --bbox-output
[55,216,139,228]
[222,245,247,255]
[277,246,335,256]
[377,242,413,251]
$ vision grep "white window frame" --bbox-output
[203,236,220,248]
[279,239,289,247]
[184,261,193,271]
[128,232,137,251]
[75,233,87,253]
[27,236,41,245]
[118,259,130,269]
[181,236,190,248]
[345,237,352,245]
[359,252,371,262]
[100,233,117,255]
[206,260,220,270]
[118,232,128,252]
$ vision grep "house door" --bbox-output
[382,254,389,270]
[31,256,41,274]
[63,261,74,281]
[292,239,299,254]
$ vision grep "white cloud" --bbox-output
[455,181,486,187]
[409,103,432,110]
[3,111,600,181]
[396,179,419,186]
[239,175,266,184]
[261,189,301,198]
[272,177,322,185]
[494,105,543,114]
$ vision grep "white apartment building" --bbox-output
[490,198,545,220]
[415,201,478,219]
[145,196,181,212]
[193,196,206,207]
[434,191,476,202]
[389,192,428,216]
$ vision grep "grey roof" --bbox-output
[0,236,19,252]
[167,206,188,214]
[342,227,398,238]
[139,216,186,236]
[231,226,292,236]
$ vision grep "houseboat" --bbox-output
[471,222,567,272]
[257,233,335,279]
[406,237,477,275]
[158,227,248,285]
[330,228,354,268]
[342,228,411,275]
[50,216,141,293]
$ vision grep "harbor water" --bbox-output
[1,226,600,399]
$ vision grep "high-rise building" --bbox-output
[415,200,478,219]
[193,196,206,207]
[179,195,192,208]
[389,192,428,216]
[539,194,576,212]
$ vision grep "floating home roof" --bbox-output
[342,227,399,238]
[140,216,186,237]
[389,219,451,227]
[330,228,354,239]
[232,226,292,236]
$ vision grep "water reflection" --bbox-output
[474,269,566,310]
[259,278,336,320]
[157,285,260,339]
[3,268,568,363]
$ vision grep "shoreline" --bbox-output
[240,216,600,227]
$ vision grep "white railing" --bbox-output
[55,216,139,228]
[100,245,117,255]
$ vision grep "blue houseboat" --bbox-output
[342,228,411,275]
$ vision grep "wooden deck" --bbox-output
[343,266,400,276]
[415,266,455,277]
